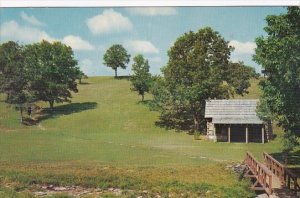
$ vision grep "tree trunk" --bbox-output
[114,69,118,78]
[20,107,23,124]
[284,151,289,165]
[49,100,54,112]
[193,113,200,132]
[141,94,144,102]
[79,78,82,84]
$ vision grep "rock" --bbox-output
[34,191,47,196]
[269,195,279,198]
[142,190,148,194]
[96,188,102,192]
[231,164,247,174]
[206,190,212,195]
[256,193,269,198]
[53,186,67,191]
[113,188,122,196]
[82,190,89,194]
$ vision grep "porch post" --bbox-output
[228,125,231,143]
[246,125,248,144]
[262,125,265,144]
[213,124,217,142]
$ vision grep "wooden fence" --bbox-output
[263,152,300,195]
[245,152,273,195]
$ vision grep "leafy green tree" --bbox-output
[77,70,88,84]
[103,44,130,78]
[151,27,255,132]
[254,7,300,162]
[24,40,80,111]
[0,41,32,123]
[282,131,299,165]
[227,62,259,96]
[131,54,152,101]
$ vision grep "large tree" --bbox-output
[254,7,300,162]
[103,44,130,78]
[0,41,32,123]
[151,27,255,132]
[24,40,80,111]
[130,54,152,101]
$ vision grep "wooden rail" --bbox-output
[245,152,273,195]
[263,152,300,195]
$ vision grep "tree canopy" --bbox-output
[130,54,152,101]
[151,27,256,132]
[103,44,130,78]
[254,7,300,160]
[0,41,32,122]
[24,40,80,111]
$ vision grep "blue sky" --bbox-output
[0,7,286,76]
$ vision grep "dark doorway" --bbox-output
[249,125,263,143]
[215,124,228,142]
[231,125,246,142]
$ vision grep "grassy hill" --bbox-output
[0,77,289,197]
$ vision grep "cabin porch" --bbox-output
[207,123,266,143]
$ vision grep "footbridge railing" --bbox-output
[263,152,300,195]
[245,152,273,195]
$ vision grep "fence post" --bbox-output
[269,174,273,195]
[294,177,297,195]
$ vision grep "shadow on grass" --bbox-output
[137,100,156,109]
[78,82,90,85]
[36,102,98,123]
[137,99,196,133]
[115,76,131,80]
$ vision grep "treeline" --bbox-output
[150,27,257,132]
[103,44,152,102]
[103,28,258,133]
[0,40,85,123]
[254,7,300,161]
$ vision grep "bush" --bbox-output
[194,131,201,140]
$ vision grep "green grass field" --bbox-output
[0,77,297,197]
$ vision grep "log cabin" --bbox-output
[205,99,272,143]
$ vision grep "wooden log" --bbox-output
[294,177,298,195]
[262,126,265,144]
[246,125,248,143]
[228,125,231,143]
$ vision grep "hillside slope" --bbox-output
[0,76,289,197]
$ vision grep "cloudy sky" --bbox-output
[0,7,286,76]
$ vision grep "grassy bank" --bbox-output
[0,77,294,197]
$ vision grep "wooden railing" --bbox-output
[245,152,273,195]
[263,152,300,195]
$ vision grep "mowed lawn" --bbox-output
[0,77,289,197]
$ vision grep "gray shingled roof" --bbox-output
[205,99,263,124]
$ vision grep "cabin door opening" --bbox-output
[230,125,246,142]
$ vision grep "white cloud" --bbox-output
[80,59,95,76]
[128,7,177,16]
[62,35,94,51]
[125,40,159,54]
[230,57,240,63]
[0,21,94,51]
[229,40,256,54]
[0,21,56,43]
[21,11,45,26]
[86,9,133,35]
[148,56,162,63]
